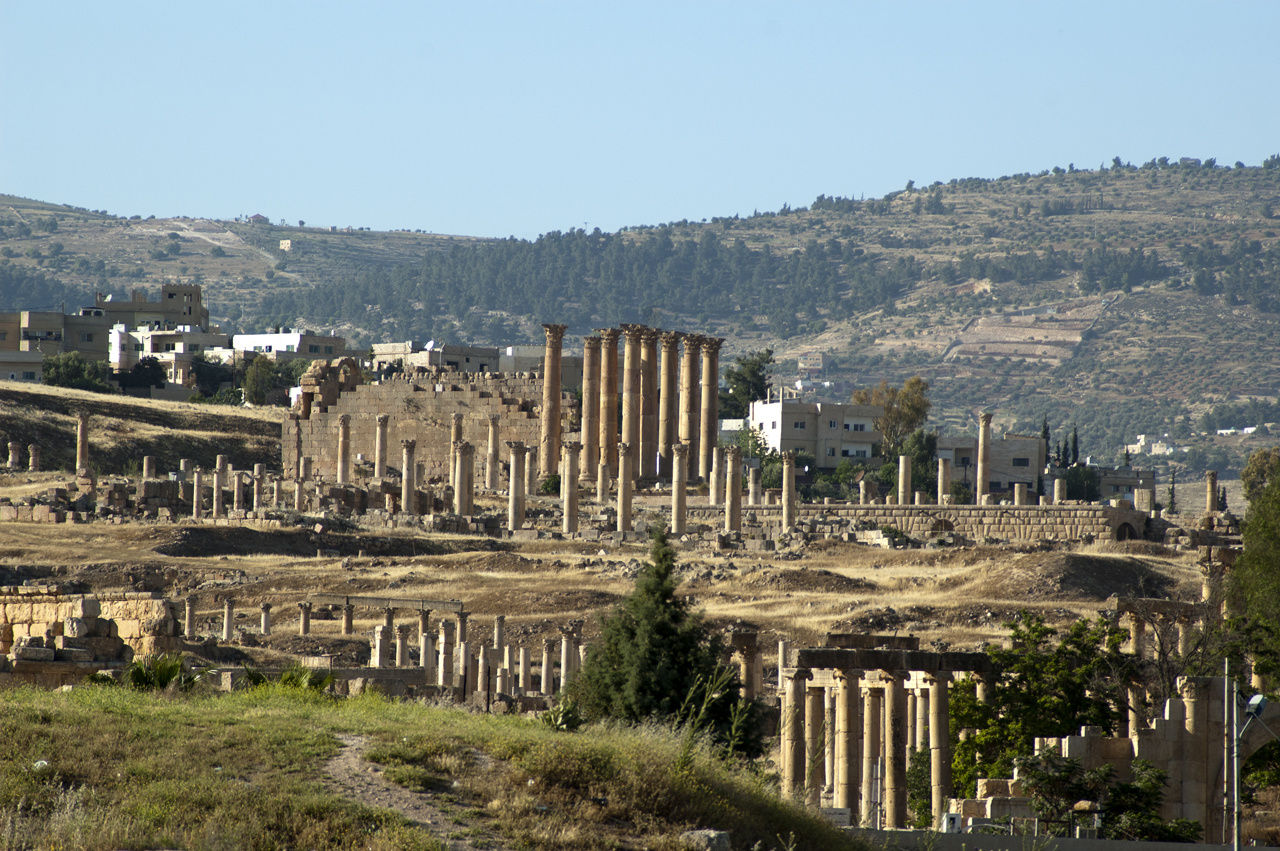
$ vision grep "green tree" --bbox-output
[1071,426,1080,464]
[851,375,931,457]
[42,351,115,394]
[122,356,167,389]
[1064,464,1101,501]
[950,612,1130,796]
[719,348,773,419]
[242,356,278,405]
[1229,477,1280,653]
[567,529,763,756]
[1241,447,1280,508]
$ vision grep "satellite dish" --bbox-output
[104,294,113,302]
[425,340,436,351]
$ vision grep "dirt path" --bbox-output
[324,733,512,851]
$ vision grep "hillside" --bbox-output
[5,157,1280,475]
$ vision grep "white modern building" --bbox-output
[747,399,883,467]
[232,330,346,361]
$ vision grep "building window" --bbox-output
[829,420,838,429]
[959,456,972,467]
[80,333,94,343]
[133,343,144,352]
[0,332,6,341]
[990,481,1001,490]
[164,343,176,352]
[849,423,867,432]
[324,345,334,354]
[191,344,200,352]
[308,345,319,353]
[826,447,836,456]
[853,449,867,458]
[792,422,805,430]
[771,421,777,430]
[286,345,295,352]
[1011,458,1030,467]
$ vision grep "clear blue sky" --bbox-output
[3,2,1277,239]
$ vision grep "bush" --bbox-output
[539,474,560,495]
[42,351,115,394]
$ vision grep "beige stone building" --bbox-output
[747,399,884,467]
[936,431,1045,495]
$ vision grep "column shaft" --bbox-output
[620,326,642,480]
[657,331,681,479]
[581,336,601,482]
[374,414,389,478]
[639,328,658,479]
[976,412,992,504]
[597,329,620,478]
[698,338,723,480]
[679,336,702,478]
[671,443,688,535]
[540,324,567,478]
[616,442,632,533]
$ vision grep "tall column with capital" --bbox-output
[620,325,642,480]
[698,337,723,481]
[540,324,567,478]
[561,441,581,534]
[580,336,601,483]
[937,458,952,505]
[486,415,501,490]
[671,443,689,535]
[597,329,620,477]
[639,328,659,479]
[725,445,742,532]
[401,439,417,514]
[373,414,389,478]
[976,411,992,504]
[449,413,463,493]
[75,413,90,471]
[861,686,882,826]
[782,668,812,800]
[336,414,351,485]
[616,442,632,533]
[679,335,702,479]
[834,669,862,812]
[781,450,797,529]
[657,331,681,479]
[454,442,475,515]
[883,671,908,827]
[506,441,525,531]
[927,672,952,826]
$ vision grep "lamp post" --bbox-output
[1235,691,1276,851]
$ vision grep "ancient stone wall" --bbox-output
[284,369,576,485]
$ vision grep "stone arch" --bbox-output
[930,517,956,533]
[1115,522,1139,541]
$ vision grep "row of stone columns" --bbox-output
[535,324,723,487]
[780,667,953,827]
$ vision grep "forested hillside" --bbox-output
[5,155,1280,479]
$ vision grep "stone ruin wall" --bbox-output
[284,370,577,484]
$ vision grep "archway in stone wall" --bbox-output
[930,518,956,533]
[1116,522,1138,541]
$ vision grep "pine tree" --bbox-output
[1071,427,1080,465]
[568,529,762,754]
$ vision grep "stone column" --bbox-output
[782,667,812,800]
[541,638,556,695]
[300,456,313,481]
[27,444,39,473]
[898,455,912,506]
[679,335,702,478]
[191,470,203,519]
[485,415,500,490]
[658,331,681,479]
[749,467,761,506]
[396,625,412,667]
[418,610,434,676]
[859,479,871,505]
[491,615,506,652]
[222,597,235,642]
[861,687,882,827]
[382,607,395,630]
[1053,477,1067,503]
[506,440,526,531]
[456,611,469,644]
[259,603,272,636]
[291,478,305,513]
[524,445,537,498]
[448,413,463,492]
[232,470,245,512]
[597,460,610,501]
[620,325,642,480]
[581,336,601,483]
[559,630,575,690]
[1206,470,1218,513]
[616,442,632,533]
[273,478,282,507]
[437,621,455,687]
[561,441,581,534]
[518,646,530,694]
[185,596,197,639]
[1013,482,1028,506]
[639,327,659,479]
[454,442,475,515]
[937,458,951,505]
[671,443,689,535]
[457,641,471,692]
[805,685,826,806]
[907,691,918,752]
[373,414,389,479]
[699,338,723,481]
[341,604,354,636]
[401,439,417,514]
[75,412,89,471]
[253,464,265,511]
[976,412,992,504]
[883,672,908,827]
[298,601,312,636]
[927,672,952,827]
[371,626,391,668]
[781,450,797,529]
[6,442,16,468]
[834,669,861,812]
[725,446,742,532]
[212,468,225,518]
[709,445,725,506]
[597,328,620,478]
[140,455,155,479]
[336,414,351,485]
[540,323,567,478]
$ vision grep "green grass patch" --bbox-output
[0,683,865,851]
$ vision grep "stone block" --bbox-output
[64,617,90,638]
[679,830,731,851]
[12,645,55,661]
[55,647,95,662]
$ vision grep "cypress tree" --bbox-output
[1071,427,1080,465]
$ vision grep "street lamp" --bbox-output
[1234,689,1277,851]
